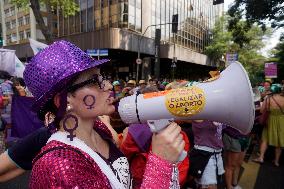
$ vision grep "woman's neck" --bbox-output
[59,116,97,141]
[59,116,109,158]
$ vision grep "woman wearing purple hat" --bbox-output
[24,40,184,188]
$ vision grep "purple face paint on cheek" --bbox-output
[83,94,96,109]
[63,114,79,141]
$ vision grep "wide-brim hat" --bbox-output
[127,80,136,85]
[24,40,109,111]
[138,80,146,84]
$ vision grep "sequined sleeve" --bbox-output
[140,153,173,189]
[29,142,111,189]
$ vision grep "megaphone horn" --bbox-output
[118,62,255,134]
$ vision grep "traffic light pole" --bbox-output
[136,22,178,82]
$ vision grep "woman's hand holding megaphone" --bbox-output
[151,122,185,163]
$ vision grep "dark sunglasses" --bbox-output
[67,74,110,92]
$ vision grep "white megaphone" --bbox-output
[118,62,255,135]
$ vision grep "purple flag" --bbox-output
[11,96,43,138]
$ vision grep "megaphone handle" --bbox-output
[147,119,187,162]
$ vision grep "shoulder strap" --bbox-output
[271,96,284,114]
[33,146,93,165]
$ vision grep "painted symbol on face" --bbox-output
[63,114,79,141]
[83,95,96,109]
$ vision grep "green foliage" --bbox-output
[274,37,284,64]
[204,16,232,62]
[205,15,271,85]
[11,0,79,17]
[228,0,284,29]
[270,36,284,81]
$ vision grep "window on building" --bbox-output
[10,6,15,16]
[53,22,58,29]
[122,14,128,22]
[11,33,17,42]
[87,0,94,31]
[5,22,10,30]
[4,9,10,17]
[18,17,24,26]
[11,20,16,28]
[25,16,30,25]
[26,30,31,38]
[6,35,11,44]
[19,31,25,40]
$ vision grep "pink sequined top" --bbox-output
[30,121,173,189]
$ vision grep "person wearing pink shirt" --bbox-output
[24,40,185,189]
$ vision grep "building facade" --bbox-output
[2,0,223,80]
[56,0,223,79]
[58,0,222,54]
[0,0,57,46]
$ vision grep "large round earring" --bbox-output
[63,114,79,141]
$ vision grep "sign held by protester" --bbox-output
[0,49,16,76]
[265,62,277,78]
[226,53,238,65]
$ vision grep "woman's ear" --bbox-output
[53,93,61,108]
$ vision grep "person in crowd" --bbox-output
[112,80,124,102]
[260,81,272,101]
[161,81,169,90]
[223,127,250,189]
[128,79,147,95]
[148,79,158,87]
[120,85,190,188]
[122,80,136,96]
[0,76,13,155]
[252,80,273,160]
[137,80,147,93]
[0,115,118,183]
[11,77,26,96]
[253,86,284,166]
[22,40,184,188]
[189,120,225,189]
[110,80,128,133]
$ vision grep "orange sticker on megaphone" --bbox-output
[143,90,169,99]
[165,86,206,117]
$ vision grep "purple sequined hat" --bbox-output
[24,40,109,111]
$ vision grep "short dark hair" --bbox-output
[140,86,159,94]
[37,98,58,121]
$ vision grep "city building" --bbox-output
[0,0,57,48]
[2,0,223,80]
[57,0,223,80]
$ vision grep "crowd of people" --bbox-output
[0,40,283,189]
[0,75,31,153]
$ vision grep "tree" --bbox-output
[11,0,80,43]
[205,16,271,85]
[228,0,284,29]
[204,16,232,63]
[273,34,284,63]
[270,35,284,81]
